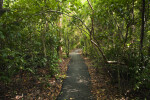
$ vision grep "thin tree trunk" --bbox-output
[124,3,130,47]
[0,0,3,9]
[0,0,10,16]
[140,0,145,65]
[65,34,69,57]
[85,36,87,56]
[41,20,48,58]
[0,0,4,16]
[148,0,150,57]
[124,24,129,47]
[132,0,135,25]
[67,37,69,57]
[148,46,150,56]
[42,32,47,57]
[132,0,135,35]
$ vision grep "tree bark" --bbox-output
[65,34,69,57]
[41,31,47,58]
[0,0,10,16]
[140,0,145,64]
[41,20,48,58]
[124,23,129,47]
[0,0,3,9]
[67,37,69,57]
[0,0,4,16]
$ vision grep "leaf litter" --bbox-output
[0,57,70,100]
[83,55,126,100]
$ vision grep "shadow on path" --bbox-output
[57,49,95,100]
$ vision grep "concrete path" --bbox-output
[57,49,94,100]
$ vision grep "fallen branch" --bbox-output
[107,61,125,65]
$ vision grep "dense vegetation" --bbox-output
[0,0,150,99]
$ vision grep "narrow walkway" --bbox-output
[57,49,94,100]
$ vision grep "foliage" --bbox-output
[0,0,150,99]
[79,0,150,99]
[0,0,62,83]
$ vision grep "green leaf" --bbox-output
[25,68,35,74]
[0,31,5,39]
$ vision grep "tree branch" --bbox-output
[40,9,126,65]
[45,10,91,33]
[87,0,94,11]
[91,40,107,62]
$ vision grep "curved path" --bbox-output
[57,49,94,100]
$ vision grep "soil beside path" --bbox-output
[57,49,95,100]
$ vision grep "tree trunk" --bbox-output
[131,0,135,35]
[132,0,135,25]
[0,0,4,16]
[148,46,150,56]
[84,36,87,56]
[140,0,145,65]
[67,37,69,57]
[65,34,69,57]
[41,32,47,58]
[41,20,48,58]
[124,23,129,47]
[0,0,3,9]
[0,0,10,16]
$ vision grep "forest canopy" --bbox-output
[0,0,150,99]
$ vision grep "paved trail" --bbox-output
[57,49,94,100]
